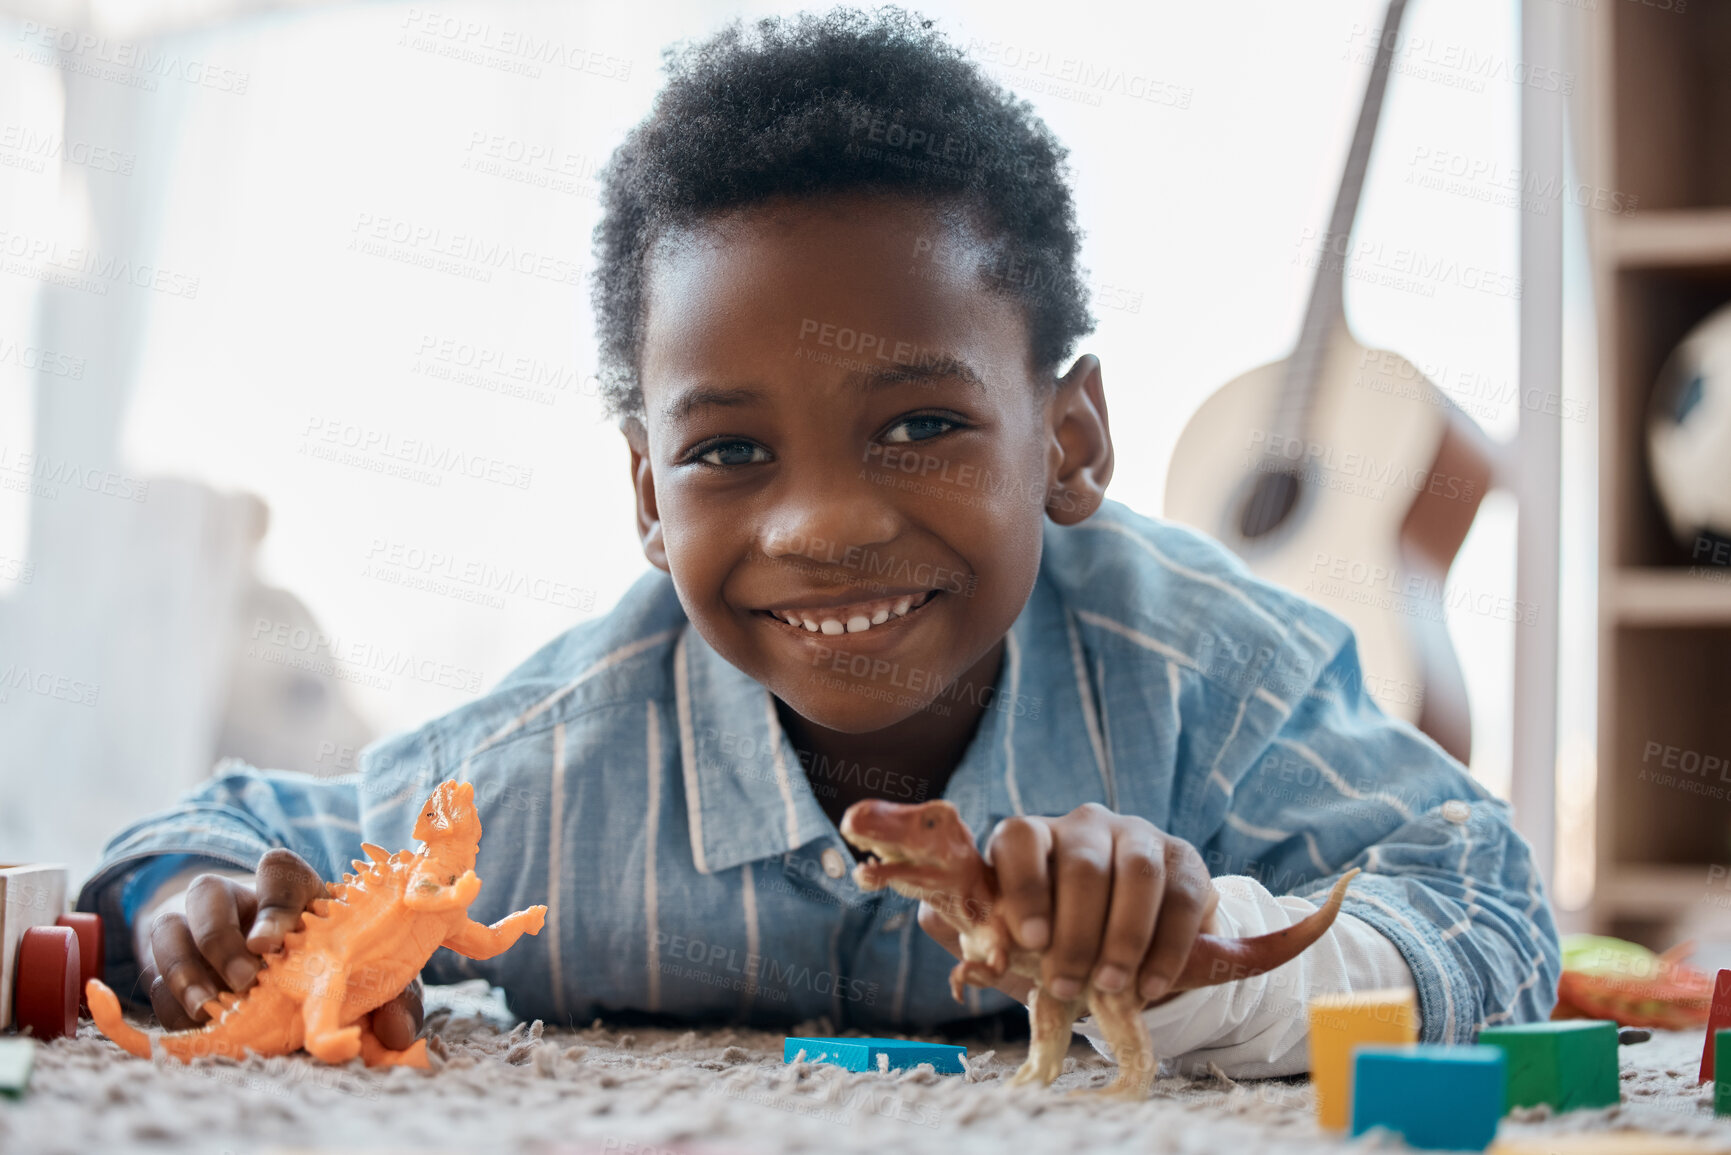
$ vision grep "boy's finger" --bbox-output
[1042,819,1112,1001]
[916,903,1036,1004]
[916,900,963,958]
[145,968,199,1030]
[148,911,225,1022]
[185,874,261,994]
[246,848,328,953]
[371,979,424,1051]
[1137,842,1216,1002]
[986,816,1055,951]
[1091,830,1162,995]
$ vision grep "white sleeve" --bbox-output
[1070,874,1416,1079]
[131,863,256,977]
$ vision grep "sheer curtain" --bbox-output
[0,0,1535,888]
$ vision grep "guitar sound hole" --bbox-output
[1239,470,1302,540]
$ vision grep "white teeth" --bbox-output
[771,593,931,634]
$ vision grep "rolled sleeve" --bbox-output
[75,758,365,1012]
[1195,627,1561,1042]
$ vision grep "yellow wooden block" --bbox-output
[1307,987,1420,1131]
[1490,1134,1730,1154]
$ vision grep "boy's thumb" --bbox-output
[371,979,425,1051]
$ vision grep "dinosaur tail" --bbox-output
[1169,867,1362,995]
[85,979,152,1059]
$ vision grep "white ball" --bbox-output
[1648,301,1731,557]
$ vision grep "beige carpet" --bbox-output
[5,982,1731,1154]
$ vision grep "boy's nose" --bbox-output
[760,473,899,563]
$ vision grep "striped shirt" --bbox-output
[76,499,1559,1038]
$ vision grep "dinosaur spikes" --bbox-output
[308,899,331,917]
[394,850,414,863]
[327,884,349,901]
[361,842,390,862]
[351,859,369,875]
[217,991,240,1009]
[343,870,358,884]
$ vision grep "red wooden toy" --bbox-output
[1699,970,1731,1083]
[1,864,104,1041]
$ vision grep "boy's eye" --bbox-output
[883,415,960,444]
[693,439,770,467]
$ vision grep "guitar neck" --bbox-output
[1274,0,1412,446]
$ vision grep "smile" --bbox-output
[756,589,940,635]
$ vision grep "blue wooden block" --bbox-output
[783,1036,966,1074]
[1351,1045,1506,1151]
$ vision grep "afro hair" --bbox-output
[590,6,1094,421]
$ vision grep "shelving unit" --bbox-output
[1588,2,1731,945]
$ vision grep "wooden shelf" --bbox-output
[1591,0,1731,952]
[1610,568,1731,625]
[1597,865,1714,917]
[1607,209,1731,271]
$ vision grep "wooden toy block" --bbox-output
[1700,969,1731,1083]
[1307,987,1420,1130]
[0,1037,32,1096]
[1476,1019,1619,1112]
[1491,1135,1725,1154]
[1717,1029,1731,1117]
[783,1036,966,1074]
[1350,1045,1505,1151]
[1,864,69,1034]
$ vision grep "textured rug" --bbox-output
[4,982,1731,1154]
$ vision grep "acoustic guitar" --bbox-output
[1164,0,1492,764]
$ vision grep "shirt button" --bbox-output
[882,911,908,933]
[821,847,847,879]
[1442,800,1471,824]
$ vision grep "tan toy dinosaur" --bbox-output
[840,799,1359,1098]
[85,779,547,1069]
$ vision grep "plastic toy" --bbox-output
[0,1037,33,1096]
[1350,1045,1505,1151]
[1700,970,1731,1084]
[1554,934,1712,1029]
[84,779,547,1068]
[1490,1137,1724,1155]
[1,863,104,1041]
[839,799,1359,1098]
[1476,1019,1619,1112]
[1717,1030,1731,1117]
[1306,987,1419,1130]
[784,1036,966,1074]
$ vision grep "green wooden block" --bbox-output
[1476,1020,1619,1113]
[1716,1030,1731,1117]
[0,1038,34,1097]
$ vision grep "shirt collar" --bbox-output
[674,534,1115,874]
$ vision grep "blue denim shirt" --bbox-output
[78,499,1559,1039]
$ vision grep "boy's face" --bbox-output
[628,193,1111,734]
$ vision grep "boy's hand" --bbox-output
[137,848,424,1048]
[916,804,1218,1005]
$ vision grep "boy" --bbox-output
[78,8,1557,1076]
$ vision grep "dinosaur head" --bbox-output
[413,779,482,847]
[840,800,978,894]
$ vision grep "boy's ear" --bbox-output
[622,417,671,573]
[1045,354,1113,526]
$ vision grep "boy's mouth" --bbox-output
[754,588,940,636]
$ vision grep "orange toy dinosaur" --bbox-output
[85,779,547,1069]
[840,799,1359,1098]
